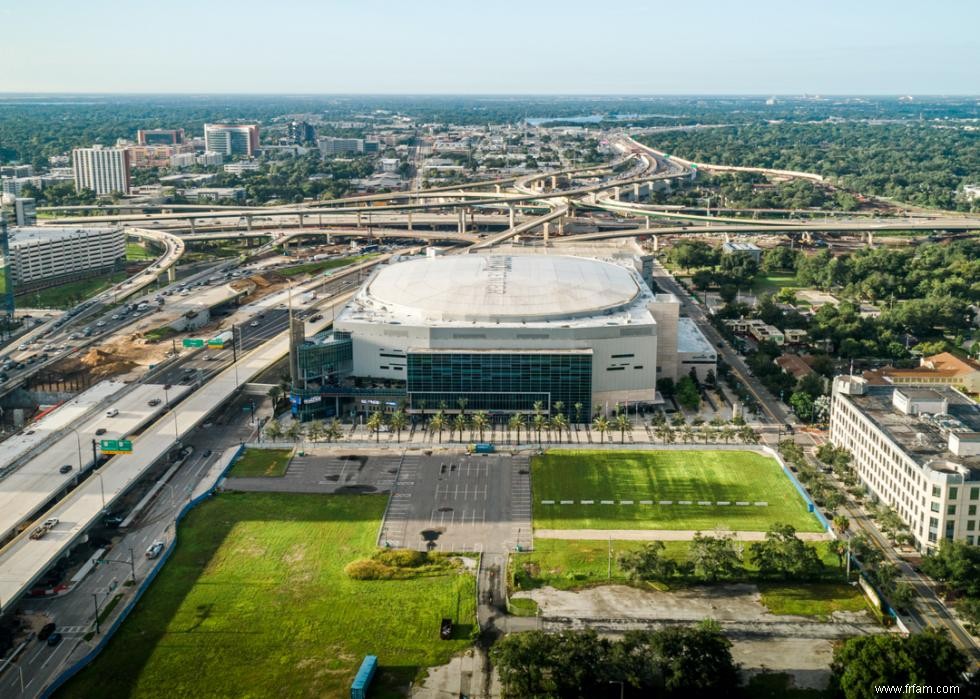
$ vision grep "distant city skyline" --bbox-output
[3,0,979,95]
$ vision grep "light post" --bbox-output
[92,593,101,635]
[72,428,84,470]
[609,680,624,699]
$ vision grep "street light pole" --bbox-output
[129,547,136,584]
[92,593,101,635]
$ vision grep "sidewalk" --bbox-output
[534,528,832,541]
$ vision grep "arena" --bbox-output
[325,251,705,418]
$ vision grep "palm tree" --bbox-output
[573,402,584,425]
[430,411,446,444]
[509,412,525,445]
[551,413,568,444]
[680,425,693,444]
[416,399,427,426]
[453,413,468,443]
[553,401,565,419]
[592,415,610,444]
[325,418,344,443]
[721,426,736,444]
[832,515,850,536]
[456,397,469,416]
[265,418,283,442]
[285,420,303,443]
[389,410,408,444]
[532,413,546,444]
[366,411,385,443]
[306,421,324,443]
[268,386,284,411]
[471,411,489,442]
[738,425,760,444]
[532,400,544,417]
[613,413,631,444]
[662,426,676,445]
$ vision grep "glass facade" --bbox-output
[407,351,592,417]
[296,334,352,385]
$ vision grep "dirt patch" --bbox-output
[334,485,377,494]
[51,333,172,381]
[282,544,306,566]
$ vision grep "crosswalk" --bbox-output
[378,454,422,548]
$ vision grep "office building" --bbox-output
[287,121,315,145]
[318,137,365,156]
[14,198,36,226]
[0,165,33,178]
[72,146,131,195]
[204,124,259,157]
[8,226,125,291]
[170,152,197,169]
[869,353,980,395]
[137,129,185,145]
[223,161,261,175]
[830,376,980,550]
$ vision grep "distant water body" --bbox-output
[525,114,641,126]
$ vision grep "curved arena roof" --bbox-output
[364,254,640,322]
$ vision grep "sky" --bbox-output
[2,0,978,94]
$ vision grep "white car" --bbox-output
[145,541,165,559]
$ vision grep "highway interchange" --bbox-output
[0,135,978,695]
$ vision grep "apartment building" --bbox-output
[72,146,131,195]
[830,376,980,551]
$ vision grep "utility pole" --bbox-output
[129,547,136,584]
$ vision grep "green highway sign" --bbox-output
[100,439,133,454]
[182,338,205,348]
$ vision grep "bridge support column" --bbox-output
[189,219,195,234]
[245,215,252,231]
[458,209,466,235]
[543,221,550,245]
[644,216,651,230]
[508,204,515,229]
[613,186,621,201]
[407,211,413,231]
[357,211,362,228]
[867,231,874,247]
[633,183,640,199]
[652,235,659,252]
[557,216,564,236]
[494,184,501,194]
[550,175,558,190]
[167,266,177,283]
[298,213,304,228]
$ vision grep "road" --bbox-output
[648,259,790,425]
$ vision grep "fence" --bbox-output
[41,442,246,698]
[762,445,832,533]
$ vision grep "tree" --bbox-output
[789,391,815,421]
[471,410,489,443]
[675,376,701,410]
[613,412,632,444]
[573,402,584,424]
[831,630,968,699]
[532,413,547,444]
[366,411,385,443]
[891,582,916,611]
[306,420,323,443]
[832,515,850,536]
[456,397,468,415]
[551,412,568,444]
[689,532,743,582]
[452,413,468,443]
[749,523,823,579]
[325,418,344,443]
[593,415,610,443]
[430,411,446,443]
[918,540,980,597]
[264,418,283,442]
[656,377,675,398]
[647,623,740,696]
[285,420,303,443]
[267,385,284,410]
[389,409,407,444]
[508,412,525,445]
[619,541,677,581]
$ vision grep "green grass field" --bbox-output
[532,450,822,532]
[8,271,129,309]
[57,493,476,699]
[126,242,156,261]
[511,538,844,592]
[226,448,293,477]
[757,582,868,620]
[278,253,376,278]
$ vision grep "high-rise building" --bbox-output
[71,146,131,195]
[317,137,364,156]
[137,128,185,145]
[204,124,260,156]
[287,121,315,145]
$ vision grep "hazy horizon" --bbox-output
[4,0,979,94]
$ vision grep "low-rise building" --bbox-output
[830,377,980,551]
[721,241,762,263]
[872,353,980,394]
[677,317,717,381]
[775,353,815,381]
[223,160,261,175]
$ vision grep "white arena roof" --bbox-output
[363,254,641,323]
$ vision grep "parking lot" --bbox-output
[223,450,401,494]
[380,452,531,554]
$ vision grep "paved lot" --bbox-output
[381,452,531,554]
[224,450,400,494]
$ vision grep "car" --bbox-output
[17,344,28,351]
[148,398,161,407]
[95,427,107,436]
[203,449,212,458]
[46,632,63,647]
[96,320,106,327]
[103,515,124,528]
[59,464,73,474]
[145,541,165,559]
[110,314,120,321]
[249,321,259,327]
[38,622,56,641]
[105,408,119,418]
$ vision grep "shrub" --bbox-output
[375,549,427,568]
